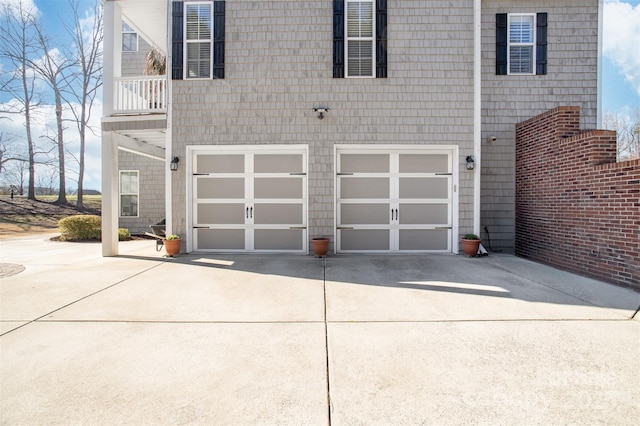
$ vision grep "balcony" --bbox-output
[114,75,166,115]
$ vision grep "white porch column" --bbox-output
[473,0,482,236]
[101,1,122,256]
[101,131,119,256]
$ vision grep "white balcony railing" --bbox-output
[114,76,166,114]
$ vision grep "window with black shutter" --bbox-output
[496,12,547,76]
[334,0,387,78]
[172,0,225,80]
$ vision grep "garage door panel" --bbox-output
[399,178,448,199]
[340,154,389,173]
[340,230,389,251]
[399,230,448,250]
[197,204,245,225]
[254,204,302,225]
[399,204,449,225]
[196,178,244,199]
[197,229,245,250]
[254,178,303,199]
[399,154,449,173]
[254,154,303,173]
[341,178,389,199]
[341,203,390,225]
[254,229,303,250]
[197,154,244,174]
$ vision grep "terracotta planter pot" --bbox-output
[311,237,329,257]
[461,238,480,256]
[164,239,182,257]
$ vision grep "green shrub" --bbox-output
[58,215,101,241]
[118,228,131,241]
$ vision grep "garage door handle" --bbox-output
[289,226,307,230]
[246,207,249,219]
[289,172,306,176]
[337,226,354,230]
[337,172,353,176]
[250,207,253,218]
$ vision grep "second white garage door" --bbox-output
[336,146,456,253]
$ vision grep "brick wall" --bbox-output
[516,106,640,290]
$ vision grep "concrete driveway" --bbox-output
[1,235,639,425]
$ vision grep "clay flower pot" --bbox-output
[311,237,330,257]
[164,237,182,257]
[461,234,480,256]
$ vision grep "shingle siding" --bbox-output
[171,0,477,241]
[481,0,599,252]
[118,151,165,235]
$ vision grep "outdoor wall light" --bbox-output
[314,107,329,119]
[170,156,180,171]
[466,155,475,170]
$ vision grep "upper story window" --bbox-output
[122,21,138,52]
[334,0,387,79]
[508,14,535,74]
[496,13,547,76]
[346,0,374,77]
[172,1,225,80]
[185,2,213,78]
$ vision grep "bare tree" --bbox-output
[0,133,27,174]
[603,109,640,160]
[0,0,43,200]
[63,0,103,209]
[31,30,74,205]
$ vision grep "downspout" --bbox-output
[473,0,482,236]
[597,0,603,127]
[165,0,174,238]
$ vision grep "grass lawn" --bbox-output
[0,195,101,239]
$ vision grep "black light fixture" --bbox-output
[465,155,475,170]
[170,156,180,171]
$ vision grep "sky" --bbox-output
[1,0,639,192]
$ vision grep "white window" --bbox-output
[508,14,535,75]
[119,171,139,217]
[184,2,213,79]
[122,21,138,52]
[346,0,375,77]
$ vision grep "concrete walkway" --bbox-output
[1,235,639,425]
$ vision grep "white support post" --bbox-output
[101,131,119,256]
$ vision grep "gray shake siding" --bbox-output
[480,0,599,251]
[118,150,165,235]
[171,0,476,242]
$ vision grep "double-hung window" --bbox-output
[346,0,374,77]
[172,1,225,80]
[334,0,387,78]
[496,13,547,76]
[119,171,139,217]
[185,2,213,78]
[508,14,535,74]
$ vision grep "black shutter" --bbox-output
[536,12,548,75]
[376,0,387,78]
[171,1,184,80]
[333,0,344,78]
[213,1,225,79]
[496,13,508,75]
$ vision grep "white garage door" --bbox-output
[336,146,455,252]
[191,146,307,252]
